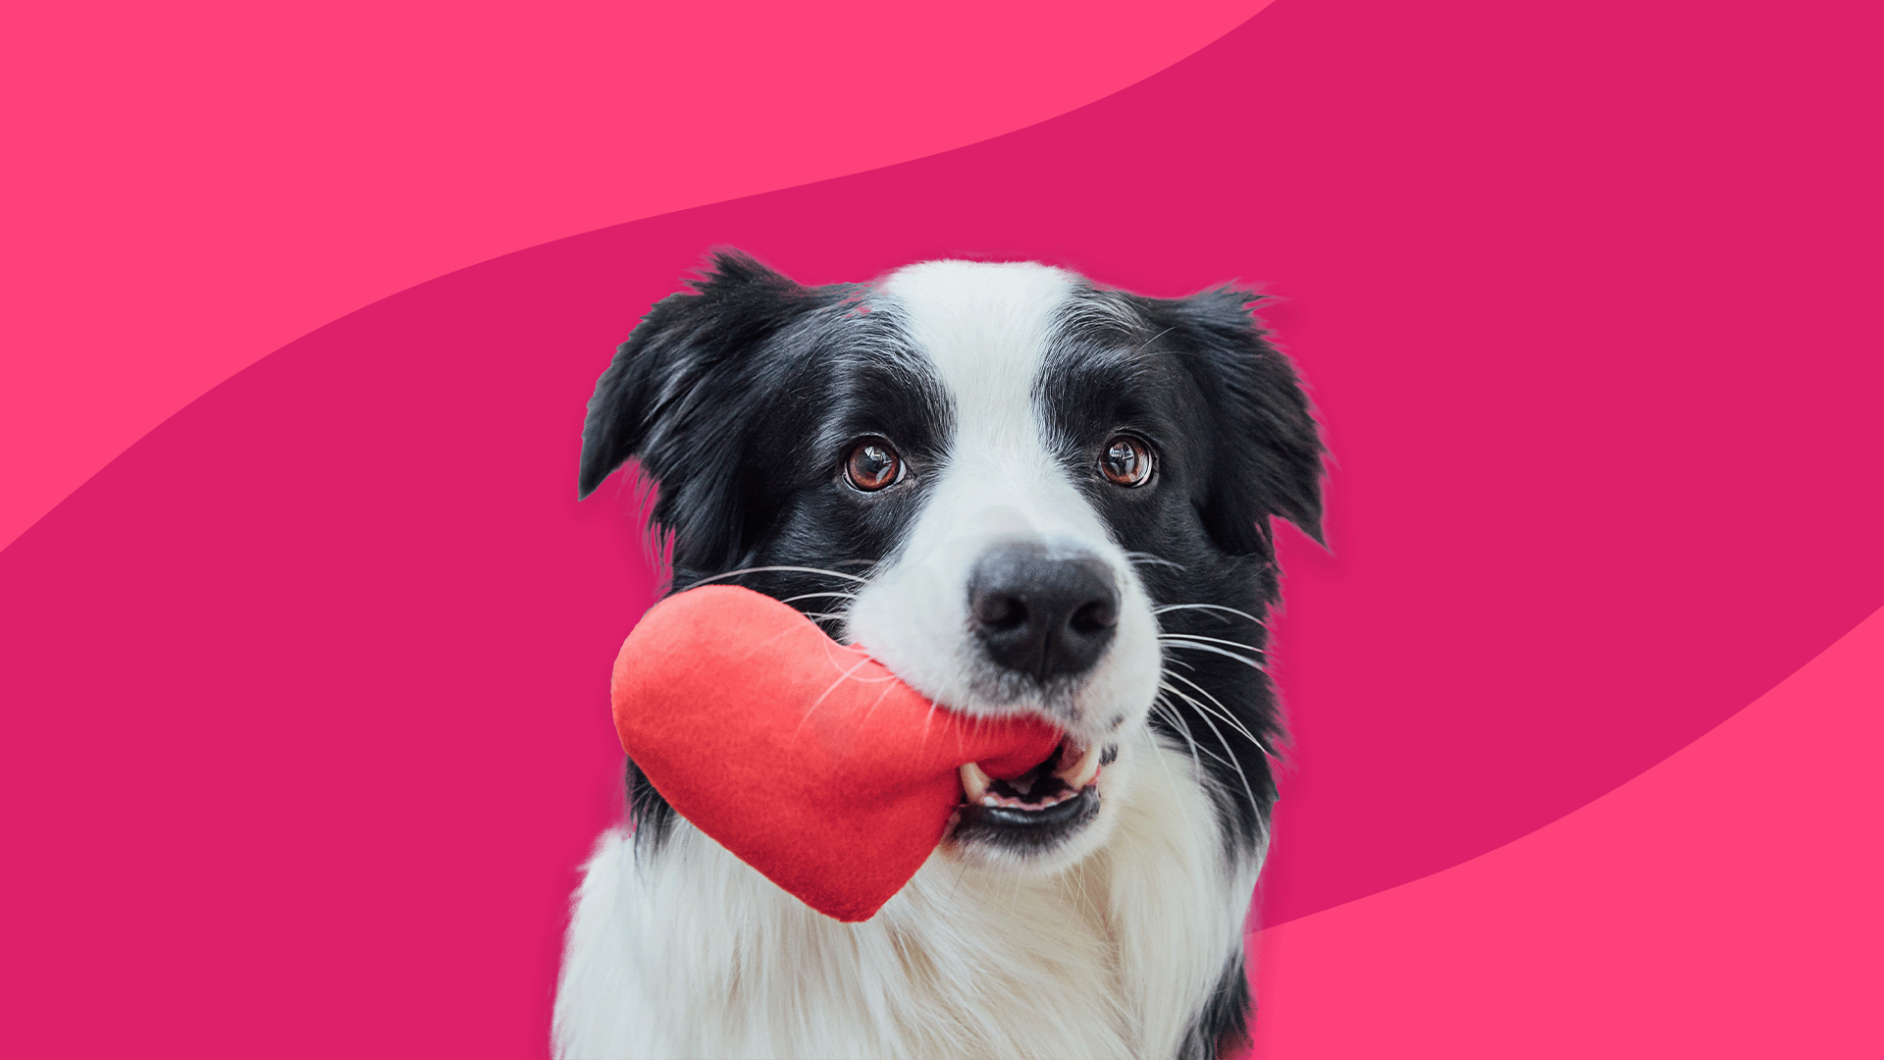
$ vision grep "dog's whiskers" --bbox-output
[1159,632,1265,655]
[781,591,859,604]
[1148,696,1222,777]
[1158,636,1267,672]
[680,565,872,590]
[1156,683,1263,811]
[1159,672,1273,758]
[1151,602,1269,628]
[789,655,883,748]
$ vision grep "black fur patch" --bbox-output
[1179,951,1255,1060]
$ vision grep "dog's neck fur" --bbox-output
[553,737,1259,1059]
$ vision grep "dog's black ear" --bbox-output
[1144,287,1326,556]
[578,250,826,500]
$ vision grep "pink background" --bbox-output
[2,1,1879,1056]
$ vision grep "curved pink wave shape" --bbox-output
[2,0,1880,1053]
[1240,604,1884,1058]
[0,0,1271,551]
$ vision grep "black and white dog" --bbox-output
[555,251,1324,1059]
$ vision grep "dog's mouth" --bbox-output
[960,737,1104,810]
[950,738,1117,852]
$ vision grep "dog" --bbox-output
[554,251,1324,1059]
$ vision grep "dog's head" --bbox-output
[581,251,1323,874]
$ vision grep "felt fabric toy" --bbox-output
[610,585,1064,922]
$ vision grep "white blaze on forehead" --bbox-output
[877,260,1098,543]
[880,260,1074,457]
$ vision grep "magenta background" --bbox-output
[0,0,1274,550]
[3,0,1880,1056]
[1244,606,1884,1057]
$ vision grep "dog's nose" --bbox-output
[968,544,1119,682]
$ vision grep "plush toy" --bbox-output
[610,585,1064,922]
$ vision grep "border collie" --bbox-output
[555,251,1324,1059]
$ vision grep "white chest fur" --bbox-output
[553,739,1258,1060]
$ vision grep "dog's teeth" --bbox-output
[960,761,992,802]
[1055,740,1104,790]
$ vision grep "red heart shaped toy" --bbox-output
[610,585,1064,922]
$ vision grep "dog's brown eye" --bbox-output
[845,438,902,491]
[1100,435,1154,487]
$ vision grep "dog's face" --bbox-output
[580,252,1322,876]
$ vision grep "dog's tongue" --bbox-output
[609,585,1063,922]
